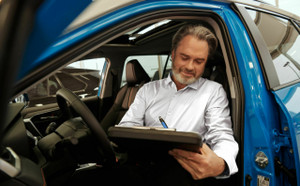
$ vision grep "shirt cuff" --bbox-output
[214,150,238,179]
[218,161,229,177]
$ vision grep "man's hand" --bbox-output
[168,143,225,180]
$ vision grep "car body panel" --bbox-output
[1,0,299,185]
[21,1,296,185]
[19,0,91,79]
[18,1,300,185]
[221,5,284,185]
[18,0,137,80]
[233,4,300,185]
[273,83,300,183]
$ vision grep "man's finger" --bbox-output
[169,148,202,160]
[174,156,200,180]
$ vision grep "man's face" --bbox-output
[171,35,209,87]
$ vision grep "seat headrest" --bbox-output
[206,52,225,67]
[126,59,150,85]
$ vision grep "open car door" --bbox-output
[273,83,300,186]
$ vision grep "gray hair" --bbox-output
[172,24,218,57]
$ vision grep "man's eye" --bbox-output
[195,60,202,64]
[182,57,189,61]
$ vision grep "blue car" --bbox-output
[0,0,299,185]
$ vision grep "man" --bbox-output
[118,24,238,182]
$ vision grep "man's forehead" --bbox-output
[172,36,208,55]
[178,52,203,59]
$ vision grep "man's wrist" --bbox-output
[219,161,229,176]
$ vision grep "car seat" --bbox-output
[207,53,229,98]
[100,59,151,133]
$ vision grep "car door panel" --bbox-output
[273,83,300,184]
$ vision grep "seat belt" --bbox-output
[111,69,119,100]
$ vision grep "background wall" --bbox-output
[264,0,300,17]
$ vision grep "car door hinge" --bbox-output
[272,129,291,153]
[274,157,297,186]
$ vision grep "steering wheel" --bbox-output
[56,88,116,166]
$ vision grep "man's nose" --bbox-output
[186,60,194,70]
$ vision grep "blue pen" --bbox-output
[159,116,168,128]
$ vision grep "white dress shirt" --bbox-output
[119,75,238,177]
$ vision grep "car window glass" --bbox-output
[26,58,106,107]
[247,9,300,85]
[55,72,86,92]
[121,55,169,86]
[48,76,61,96]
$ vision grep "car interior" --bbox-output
[2,14,243,186]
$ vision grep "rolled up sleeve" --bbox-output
[204,85,239,177]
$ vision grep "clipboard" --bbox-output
[108,126,203,153]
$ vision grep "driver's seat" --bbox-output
[100,59,150,133]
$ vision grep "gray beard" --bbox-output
[172,69,197,85]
